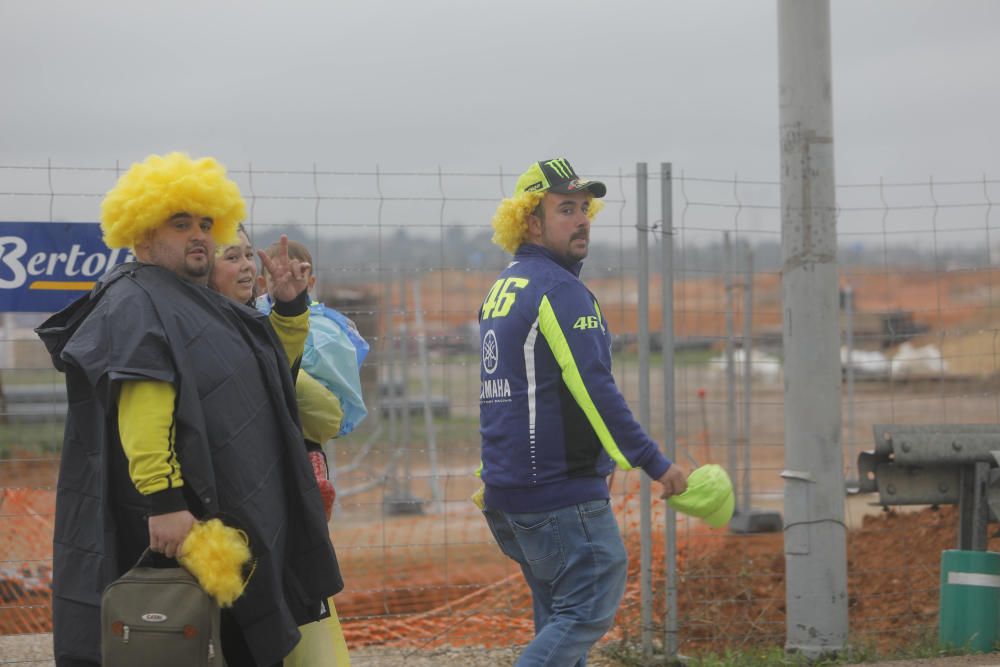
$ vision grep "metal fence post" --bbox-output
[845,284,856,485]
[383,269,400,502]
[412,275,443,509]
[660,163,679,658]
[636,162,653,659]
[742,245,753,512]
[724,232,738,504]
[399,270,413,500]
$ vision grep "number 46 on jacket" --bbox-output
[481,277,529,320]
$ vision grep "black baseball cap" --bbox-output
[514,158,607,198]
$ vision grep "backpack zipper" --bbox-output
[120,623,215,660]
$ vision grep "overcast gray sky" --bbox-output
[1,0,998,184]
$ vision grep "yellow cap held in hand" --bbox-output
[666,464,735,528]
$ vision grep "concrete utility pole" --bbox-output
[778,0,848,657]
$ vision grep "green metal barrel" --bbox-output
[939,549,1000,652]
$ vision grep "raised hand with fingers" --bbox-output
[259,234,311,303]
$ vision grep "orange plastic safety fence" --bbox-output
[0,461,956,658]
[0,485,55,635]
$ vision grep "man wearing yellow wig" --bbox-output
[478,158,688,666]
[37,153,342,667]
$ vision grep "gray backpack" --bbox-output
[101,550,224,666]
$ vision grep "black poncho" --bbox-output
[37,262,343,665]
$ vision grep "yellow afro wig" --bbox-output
[100,152,246,250]
[178,519,253,608]
[491,192,604,255]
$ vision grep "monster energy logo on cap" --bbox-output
[514,158,607,199]
[544,158,574,179]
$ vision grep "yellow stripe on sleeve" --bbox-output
[537,295,633,470]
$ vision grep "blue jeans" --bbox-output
[483,499,628,667]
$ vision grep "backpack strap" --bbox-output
[133,548,180,570]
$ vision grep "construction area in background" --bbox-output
[0,456,967,657]
[327,264,1000,379]
[2,264,1000,657]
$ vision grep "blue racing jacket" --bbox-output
[479,243,672,513]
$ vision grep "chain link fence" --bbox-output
[1,162,999,664]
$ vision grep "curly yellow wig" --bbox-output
[491,192,604,255]
[100,152,246,249]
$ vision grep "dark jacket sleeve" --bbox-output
[536,281,671,480]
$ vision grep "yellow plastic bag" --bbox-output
[283,598,350,667]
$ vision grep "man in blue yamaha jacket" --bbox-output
[478,158,688,666]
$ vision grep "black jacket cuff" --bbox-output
[273,289,309,317]
[149,488,188,515]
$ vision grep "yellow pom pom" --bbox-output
[178,519,252,608]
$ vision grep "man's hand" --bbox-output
[656,465,688,499]
[259,235,311,303]
[148,510,196,559]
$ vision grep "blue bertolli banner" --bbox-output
[0,222,133,312]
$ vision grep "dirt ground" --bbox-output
[0,457,995,662]
[3,636,999,666]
